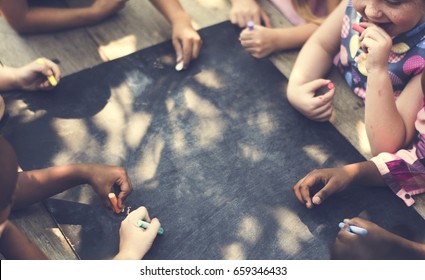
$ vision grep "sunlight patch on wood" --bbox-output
[98,35,138,61]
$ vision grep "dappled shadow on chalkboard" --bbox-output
[3,22,425,259]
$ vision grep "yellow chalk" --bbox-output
[36,58,58,87]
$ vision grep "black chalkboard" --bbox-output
[3,21,425,260]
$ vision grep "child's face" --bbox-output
[353,0,425,37]
[0,136,18,238]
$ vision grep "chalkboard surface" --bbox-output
[4,22,425,259]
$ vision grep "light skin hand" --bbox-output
[358,22,392,74]
[114,206,160,260]
[230,0,271,28]
[172,20,202,69]
[16,58,61,91]
[149,0,202,69]
[239,25,278,58]
[287,79,336,122]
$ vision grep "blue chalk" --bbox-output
[137,220,164,235]
[338,222,368,236]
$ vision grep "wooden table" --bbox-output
[0,0,423,259]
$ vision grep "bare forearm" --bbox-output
[0,221,48,259]
[343,161,385,188]
[14,164,94,209]
[0,67,19,91]
[288,37,335,90]
[149,0,190,26]
[273,24,319,51]
[388,232,425,259]
[2,7,100,33]
[365,71,405,155]
[287,0,345,91]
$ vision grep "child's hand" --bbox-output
[287,79,336,122]
[293,166,353,209]
[239,25,277,58]
[331,217,399,259]
[171,19,202,70]
[230,0,271,28]
[91,0,128,20]
[358,22,392,74]
[85,165,133,211]
[114,206,160,259]
[16,58,61,91]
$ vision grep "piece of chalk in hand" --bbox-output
[175,61,184,72]
[338,222,368,235]
[315,82,334,97]
[247,20,254,31]
[137,220,164,235]
[108,193,123,214]
[352,24,365,34]
[36,58,58,87]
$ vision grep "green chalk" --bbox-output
[137,220,164,235]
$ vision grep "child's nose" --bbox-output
[364,2,383,20]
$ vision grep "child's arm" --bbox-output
[13,164,133,212]
[229,0,271,28]
[0,220,48,259]
[239,23,320,58]
[0,58,60,91]
[113,206,160,260]
[149,0,202,70]
[361,22,424,155]
[293,161,385,208]
[0,0,127,33]
[332,217,425,259]
[287,0,347,121]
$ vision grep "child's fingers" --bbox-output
[305,79,333,92]
[172,38,184,65]
[182,39,193,69]
[145,218,161,235]
[116,181,132,209]
[293,176,314,208]
[191,38,202,60]
[260,11,271,28]
[128,206,151,223]
[313,178,341,205]
[311,105,333,122]
[239,29,253,40]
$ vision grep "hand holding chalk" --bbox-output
[137,220,164,235]
[175,60,184,72]
[36,58,58,87]
[114,206,160,259]
[315,81,335,96]
[339,222,368,235]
